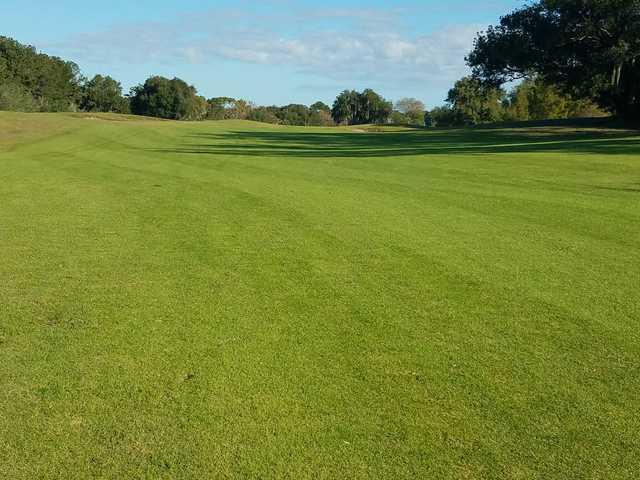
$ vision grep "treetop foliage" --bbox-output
[427,75,605,127]
[0,35,82,112]
[129,76,207,121]
[80,75,129,114]
[467,0,640,119]
[331,89,393,125]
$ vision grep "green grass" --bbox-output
[1,112,639,479]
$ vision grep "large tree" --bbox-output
[331,89,392,125]
[130,76,207,120]
[80,75,129,113]
[395,98,426,125]
[331,90,359,125]
[248,106,281,124]
[446,77,505,125]
[0,36,82,112]
[278,104,310,125]
[308,101,334,126]
[467,0,640,119]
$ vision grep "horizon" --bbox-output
[3,0,521,107]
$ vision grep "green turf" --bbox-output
[1,112,639,479]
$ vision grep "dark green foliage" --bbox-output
[0,81,37,111]
[245,102,334,126]
[0,36,82,112]
[467,0,640,120]
[446,77,505,125]
[423,111,433,128]
[308,102,334,126]
[129,76,207,120]
[503,77,606,121]
[331,90,358,125]
[80,75,129,114]
[310,101,330,114]
[331,89,392,125]
[431,75,606,127]
[277,104,310,125]
[428,105,459,127]
[247,105,281,124]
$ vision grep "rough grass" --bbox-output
[1,113,639,479]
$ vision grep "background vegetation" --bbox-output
[4,0,633,130]
[467,0,640,121]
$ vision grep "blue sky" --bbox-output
[2,0,521,107]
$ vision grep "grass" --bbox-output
[1,112,639,479]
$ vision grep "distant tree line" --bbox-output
[426,76,606,128]
[1,36,386,126]
[1,30,620,127]
[206,99,335,126]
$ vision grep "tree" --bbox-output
[80,75,129,113]
[358,89,393,124]
[206,97,236,120]
[467,0,639,119]
[390,110,409,124]
[395,98,426,125]
[424,111,434,128]
[129,76,206,120]
[446,77,505,125]
[229,99,253,120]
[248,106,281,124]
[308,102,334,126]
[0,36,82,112]
[185,95,208,121]
[0,81,36,112]
[502,77,606,121]
[331,89,392,125]
[428,106,458,127]
[310,101,330,114]
[331,90,358,125]
[278,104,310,125]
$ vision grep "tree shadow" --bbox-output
[150,123,640,159]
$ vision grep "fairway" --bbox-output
[1,112,639,478]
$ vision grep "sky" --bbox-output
[2,0,522,107]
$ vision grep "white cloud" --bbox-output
[44,7,481,88]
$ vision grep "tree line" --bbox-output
[426,76,605,127]
[0,36,396,126]
[5,0,639,129]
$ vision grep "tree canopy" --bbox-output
[426,74,605,127]
[80,75,129,114]
[0,36,82,112]
[467,0,640,119]
[446,77,505,125]
[502,77,605,122]
[129,76,207,120]
[395,98,426,125]
[331,89,392,125]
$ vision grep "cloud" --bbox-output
[45,6,481,88]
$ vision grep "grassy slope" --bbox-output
[1,113,639,479]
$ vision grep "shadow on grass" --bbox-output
[151,122,640,159]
